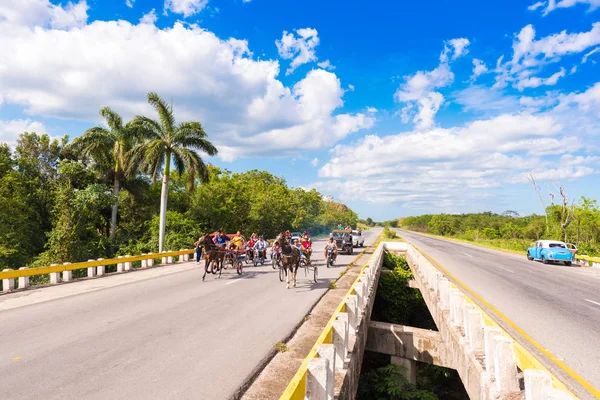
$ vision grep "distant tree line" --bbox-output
[400,203,600,255]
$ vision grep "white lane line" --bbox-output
[585,299,600,307]
[495,265,514,273]
[462,252,474,258]
[225,275,253,285]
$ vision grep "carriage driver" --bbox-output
[301,235,312,261]
[324,237,338,260]
[254,235,268,259]
[213,231,228,250]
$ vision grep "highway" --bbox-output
[0,229,381,400]
[397,229,600,397]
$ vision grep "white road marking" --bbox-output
[463,252,474,258]
[225,275,252,285]
[495,265,514,273]
[584,299,600,307]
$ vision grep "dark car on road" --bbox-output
[331,230,353,255]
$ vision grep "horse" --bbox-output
[198,233,226,281]
[274,232,301,289]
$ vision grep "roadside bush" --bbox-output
[383,227,397,239]
[358,364,438,400]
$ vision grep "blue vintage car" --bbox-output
[527,240,574,266]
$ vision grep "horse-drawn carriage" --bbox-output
[272,234,318,287]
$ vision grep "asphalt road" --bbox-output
[0,228,380,400]
[397,229,600,398]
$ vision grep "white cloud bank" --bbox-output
[529,0,600,15]
[0,1,374,161]
[164,0,208,17]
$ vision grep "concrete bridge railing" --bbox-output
[1,249,195,292]
[405,244,580,400]
[280,240,391,400]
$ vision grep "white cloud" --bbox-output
[164,0,208,17]
[366,107,378,113]
[316,82,600,208]
[0,0,89,29]
[394,56,454,129]
[276,28,320,75]
[140,9,158,24]
[126,0,135,8]
[0,12,373,161]
[516,67,566,90]
[317,60,335,70]
[0,119,47,149]
[448,38,470,60]
[582,47,600,63]
[528,1,546,10]
[311,158,319,167]
[348,84,355,91]
[454,86,519,114]
[570,65,578,74]
[470,58,488,81]
[539,0,600,15]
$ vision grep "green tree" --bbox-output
[71,106,137,240]
[428,214,454,236]
[132,93,218,252]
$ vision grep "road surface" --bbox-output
[0,228,380,400]
[397,229,600,398]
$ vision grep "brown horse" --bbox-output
[198,233,226,281]
[274,233,301,288]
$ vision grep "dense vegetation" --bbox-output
[360,252,467,400]
[0,112,357,271]
[400,202,600,256]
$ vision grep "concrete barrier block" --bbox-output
[167,256,173,264]
[62,263,72,281]
[337,313,350,354]
[468,309,484,352]
[50,264,60,283]
[493,336,519,393]
[524,369,552,400]
[450,290,464,326]
[141,254,148,268]
[18,267,30,289]
[332,319,348,370]
[462,302,475,342]
[484,326,502,377]
[345,295,358,331]
[147,253,154,267]
[87,259,96,278]
[354,285,364,313]
[124,256,132,271]
[542,387,575,400]
[2,269,15,292]
[117,256,124,272]
[161,255,168,264]
[317,344,335,399]
[305,357,329,400]
[439,278,451,310]
[97,258,105,276]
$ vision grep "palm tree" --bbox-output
[132,92,217,252]
[71,107,136,240]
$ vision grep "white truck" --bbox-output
[352,230,364,247]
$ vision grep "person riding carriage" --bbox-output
[254,235,268,260]
[301,235,312,262]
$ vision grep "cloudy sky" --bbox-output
[1,0,599,220]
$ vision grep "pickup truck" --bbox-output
[352,230,364,247]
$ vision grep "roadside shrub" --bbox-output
[383,227,397,239]
[358,364,438,400]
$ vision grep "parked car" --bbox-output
[291,232,302,242]
[351,230,364,247]
[527,240,574,266]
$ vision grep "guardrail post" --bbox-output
[462,302,475,342]
[484,326,502,378]
[317,344,335,399]
[338,312,350,356]
[450,289,464,326]
[62,263,72,281]
[141,254,148,268]
[87,260,96,278]
[467,309,484,352]
[124,256,132,271]
[18,267,30,289]
[167,254,173,264]
[494,335,520,393]
[162,254,168,264]
[305,358,329,400]
[50,264,60,283]
[524,369,552,400]
[332,317,349,370]
[147,253,154,267]
[354,285,364,314]
[117,256,124,272]
[2,269,15,292]
[97,259,105,276]
[345,295,358,331]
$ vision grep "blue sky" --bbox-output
[1,0,599,221]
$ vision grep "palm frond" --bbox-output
[147,92,175,136]
[130,116,163,140]
[100,106,124,134]
[71,127,114,164]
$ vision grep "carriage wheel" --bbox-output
[271,258,277,269]
[313,266,318,283]
[236,259,243,275]
[279,266,284,282]
[245,253,251,265]
[211,260,219,274]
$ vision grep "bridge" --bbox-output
[2,228,600,399]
